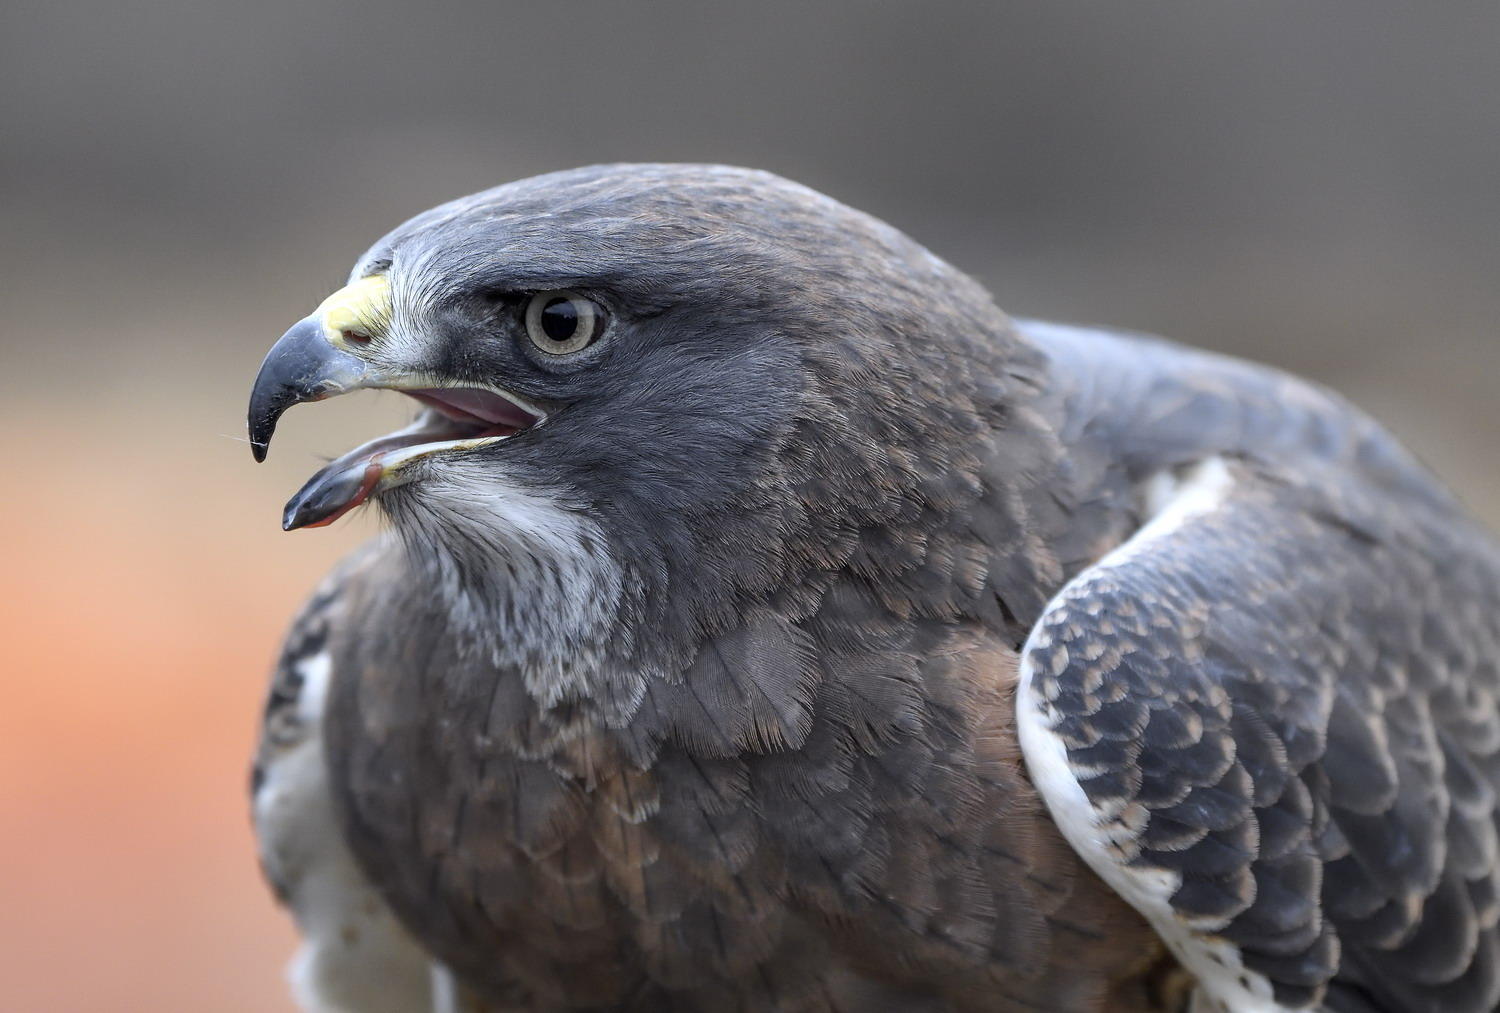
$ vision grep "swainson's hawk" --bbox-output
[248,164,1500,1012]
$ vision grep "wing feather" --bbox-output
[1019,455,1500,1011]
[253,545,486,1013]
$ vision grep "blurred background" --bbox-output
[2,2,1496,1009]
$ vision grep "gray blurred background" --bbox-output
[2,3,1495,1010]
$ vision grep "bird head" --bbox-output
[249,164,1031,684]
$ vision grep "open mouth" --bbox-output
[281,386,545,530]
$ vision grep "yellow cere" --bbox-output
[316,274,393,348]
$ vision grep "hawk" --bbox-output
[247,164,1500,1012]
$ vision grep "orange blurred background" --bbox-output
[3,4,1497,1010]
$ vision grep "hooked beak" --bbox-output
[247,315,376,463]
[247,295,546,530]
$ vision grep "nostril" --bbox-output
[342,330,372,345]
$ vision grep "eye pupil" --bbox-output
[539,297,578,342]
[524,289,602,356]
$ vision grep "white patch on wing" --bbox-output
[1016,458,1293,1013]
[429,963,491,1013]
[294,651,332,726]
[254,650,438,1013]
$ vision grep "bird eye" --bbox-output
[523,290,604,356]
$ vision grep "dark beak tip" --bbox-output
[281,494,307,530]
[247,315,366,469]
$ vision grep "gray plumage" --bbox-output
[247,164,1500,1012]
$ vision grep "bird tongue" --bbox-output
[278,388,541,530]
[403,388,537,428]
